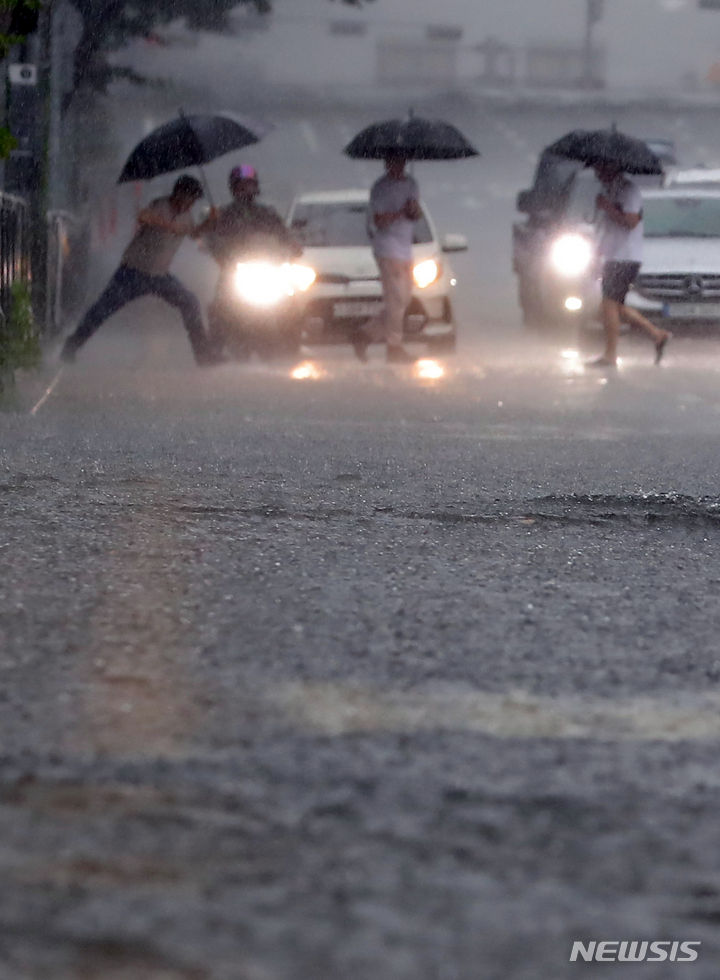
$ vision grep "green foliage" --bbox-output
[0,1,42,158]
[0,126,18,159]
[0,0,41,57]
[0,281,41,395]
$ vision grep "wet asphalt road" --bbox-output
[6,71,720,978]
[3,320,720,979]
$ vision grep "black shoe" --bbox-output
[60,335,81,364]
[386,345,416,365]
[194,338,226,367]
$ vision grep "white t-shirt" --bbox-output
[597,177,644,264]
[369,174,419,261]
[122,198,195,276]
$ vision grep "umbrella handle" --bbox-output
[178,107,215,208]
[197,164,215,209]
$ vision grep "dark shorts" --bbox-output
[602,261,641,303]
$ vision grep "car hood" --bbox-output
[299,243,436,279]
[641,236,720,273]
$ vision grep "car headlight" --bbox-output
[290,264,316,292]
[413,258,440,289]
[548,234,594,278]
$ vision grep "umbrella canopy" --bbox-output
[545,128,663,176]
[344,114,479,161]
[118,112,272,183]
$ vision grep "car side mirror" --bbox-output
[441,233,468,253]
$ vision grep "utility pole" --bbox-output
[30,0,53,324]
[583,0,604,88]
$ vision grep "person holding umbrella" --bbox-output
[545,127,672,367]
[60,175,219,366]
[353,152,422,364]
[591,161,672,368]
[61,110,273,366]
[344,112,478,364]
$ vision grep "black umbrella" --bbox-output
[117,111,273,201]
[545,127,663,176]
[344,112,479,161]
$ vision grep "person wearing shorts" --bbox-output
[588,163,672,368]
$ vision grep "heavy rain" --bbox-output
[2,0,720,977]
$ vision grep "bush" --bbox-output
[0,280,41,397]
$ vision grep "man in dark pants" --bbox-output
[61,175,219,366]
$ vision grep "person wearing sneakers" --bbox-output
[587,162,672,368]
[353,153,421,365]
[61,175,220,366]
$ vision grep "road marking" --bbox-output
[270,682,720,741]
[300,119,319,154]
[30,367,64,416]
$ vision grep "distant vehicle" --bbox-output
[512,149,601,328]
[625,185,720,329]
[642,138,677,167]
[287,189,467,351]
[663,166,720,188]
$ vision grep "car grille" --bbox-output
[314,272,380,284]
[635,273,720,301]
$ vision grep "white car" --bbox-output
[627,185,720,327]
[286,189,467,350]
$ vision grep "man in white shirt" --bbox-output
[589,162,672,367]
[61,175,219,366]
[353,153,421,364]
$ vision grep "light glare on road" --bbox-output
[414,358,445,381]
[291,360,326,381]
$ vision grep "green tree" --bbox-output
[66,0,373,105]
[0,0,41,158]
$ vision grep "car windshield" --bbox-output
[289,201,433,247]
[644,197,720,238]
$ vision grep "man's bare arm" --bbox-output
[373,199,421,229]
[137,207,188,236]
[596,195,641,230]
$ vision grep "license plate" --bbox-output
[333,300,382,319]
[664,302,720,319]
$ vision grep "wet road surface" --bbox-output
[2,322,720,978]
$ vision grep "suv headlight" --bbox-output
[549,234,593,277]
[413,258,440,289]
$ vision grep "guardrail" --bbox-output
[0,191,31,326]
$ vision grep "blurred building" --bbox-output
[223,0,720,94]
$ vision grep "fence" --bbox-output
[0,191,31,327]
[46,209,87,336]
